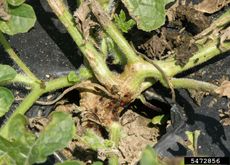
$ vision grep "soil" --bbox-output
[138,5,211,66]
[0,0,230,165]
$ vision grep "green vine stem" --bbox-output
[133,40,230,81]
[171,78,218,93]
[0,69,92,137]
[155,41,230,77]
[0,32,40,83]
[90,0,140,64]
[47,0,118,90]
[11,74,36,87]
[132,40,230,93]
[0,74,36,87]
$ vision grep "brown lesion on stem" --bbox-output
[88,0,112,28]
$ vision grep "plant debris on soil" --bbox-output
[138,5,211,66]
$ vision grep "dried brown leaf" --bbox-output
[0,0,10,21]
[74,1,90,23]
[215,80,230,98]
[167,0,230,17]
[194,0,230,14]
[220,27,230,44]
[74,1,98,40]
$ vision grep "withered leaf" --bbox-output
[74,1,97,40]
[215,80,230,98]
[0,0,11,21]
[194,0,230,14]
[74,1,90,23]
[220,27,230,45]
[167,0,230,21]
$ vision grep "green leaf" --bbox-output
[121,0,174,32]
[140,145,163,165]
[7,0,25,6]
[56,160,85,165]
[0,87,14,117]
[0,150,16,165]
[0,136,18,164]
[67,71,79,83]
[7,114,36,144]
[0,64,17,82]
[0,4,36,35]
[81,129,106,150]
[0,112,75,165]
[108,155,119,165]
[31,112,76,164]
[114,10,135,33]
[151,114,168,125]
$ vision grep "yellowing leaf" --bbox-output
[215,81,230,98]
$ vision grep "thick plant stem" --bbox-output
[47,0,118,89]
[90,0,140,64]
[155,41,230,77]
[132,41,230,92]
[0,32,40,82]
[171,78,218,93]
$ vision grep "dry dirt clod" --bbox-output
[175,5,211,34]
[219,108,230,126]
[187,89,207,106]
[118,110,159,165]
[215,80,230,98]
[138,31,172,60]
[139,26,198,66]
